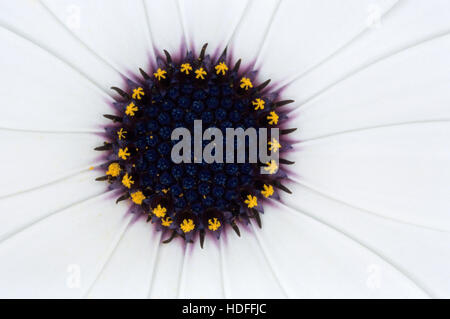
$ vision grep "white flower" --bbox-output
[0,0,449,298]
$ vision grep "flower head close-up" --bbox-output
[95,43,295,246]
[0,0,449,299]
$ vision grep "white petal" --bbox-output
[0,192,133,298]
[178,238,224,298]
[87,216,162,299]
[228,0,281,63]
[253,202,428,298]
[0,0,122,91]
[179,0,249,53]
[0,170,106,242]
[284,0,450,106]
[280,182,450,297]
[0,131,102,197]
[148,241,185,298]
[289,122,450,232]
[253,0,397,81]
[0,26,112,132]
[42,0,153,76]
[220,226,286,298]
[143,0,185,55]
[289,24,450,141]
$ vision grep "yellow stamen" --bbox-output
[215,62,228,75]
[162,188,169,194]
[180,219,195,233]
[208,218,221,231]
[117,128,127,140]
[125,102,138,116]
[252,98,265,110]
[244,195,258,208]
[153,204,167,218]
[268,138,281,153]
[106,163,121,177]
[89,166,94,170]
[153,68,167,81]
[131,191,146,205]
[118,147,130,160]
[161,217,173,227]
[264,160,278,174]
[195,67,207,80]
[240,77,253,90]
[180,63,192,75]
[121,173,134,189]
[132,87,145,100]
[267,111,279,125]
[261,184,274,198]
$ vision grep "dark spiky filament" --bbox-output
[95,44,296,247]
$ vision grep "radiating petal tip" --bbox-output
[162,230,178,244]
[231,220,241,237]
[110,86,130,99]
[279,158,295,165]
[281,128,297,135]
[256,79,271,92]
[139,68,150,80]
[232,59,242,73]
[94,142,112,151]
[199,43,208,61]
[163,49,173,65]
[274,100,295,108]
[199,229,205,249]
[103,114,122,123]
[273,181,292,194]
[116,193,130,204]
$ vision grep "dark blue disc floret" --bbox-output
[96,44,296,247]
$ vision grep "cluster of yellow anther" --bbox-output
[215,62,228,75]
[121,173,134,188]
[267,111,279,125]
[180,219,195,233]
[118,147,130,160]
[131,191,146,205]
[132,87,145,100]
[268,138,281,153]
[264,160,278,174]
[195,67,207,80]
[125,102,138,116]
[117,128,127,140]
[106,163,121,177]
[161,217,173,227]
[153,204,167,218]
[180,63,192,74]
[244,195,258,208]
[252,98,265,110]
[240,77,253,90]
[208,218,221,231]
[153,68,167,81]
[261,184,274,198]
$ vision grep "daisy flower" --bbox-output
[0,0,449,299]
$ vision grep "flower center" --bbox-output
[95,44,295,247]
